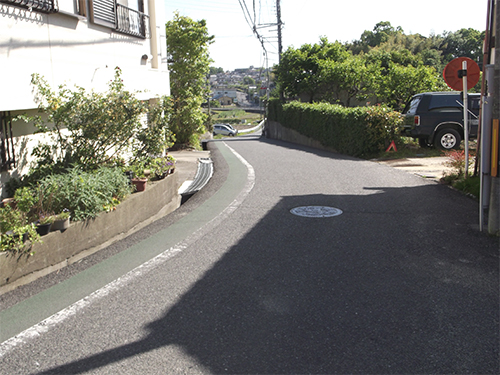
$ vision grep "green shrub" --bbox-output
[15,69,175,176]
[267,99,403,158]
[36,167,132,221]
[0,205,40,254]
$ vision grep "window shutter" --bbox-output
[89,0,116,28]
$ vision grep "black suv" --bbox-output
[402,91,480,150]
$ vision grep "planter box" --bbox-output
[0,172,180,290]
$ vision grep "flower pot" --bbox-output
[51,217,70,231]
[131,178,147,192]
[155,172,168,180]
[36,222,52,236]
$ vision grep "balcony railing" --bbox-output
[0,0,57,13]
[0,112,16,172]
[116,3,148,39]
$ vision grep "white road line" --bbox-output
[0,142,255,358]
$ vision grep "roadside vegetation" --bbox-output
[441,149,480,198]
[1,69,176,254]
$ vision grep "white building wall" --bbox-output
[0,1,170,111]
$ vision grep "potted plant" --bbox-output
[36,214,54,235]
[51,209,71,231]
[129,161,148,192]
[151,156,175,180]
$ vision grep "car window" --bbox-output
[429,95,461,110]
[470,98,480,110]
[403,96,422,115]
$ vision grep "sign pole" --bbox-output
[462,60,469,178]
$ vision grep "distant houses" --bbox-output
[209,67,272,107]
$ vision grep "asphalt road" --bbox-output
[1,134,499,374]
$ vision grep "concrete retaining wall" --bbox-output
[0,172,181,292]
[265,120,337,153]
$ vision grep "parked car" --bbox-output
[402,91,480,150]
[213,124,237,136]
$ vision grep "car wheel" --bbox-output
[434,128,461,150]
[418,137,431,148]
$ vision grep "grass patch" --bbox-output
[442,174,480,199]
[211,109,262,126]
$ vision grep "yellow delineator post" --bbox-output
[492,119,499,177]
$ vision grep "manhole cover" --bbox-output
[290,206,343,218]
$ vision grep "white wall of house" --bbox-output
[212,88,238,99]
[0,0,169,111]
[0,0,170,196]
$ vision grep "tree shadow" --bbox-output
[38,187,499,374]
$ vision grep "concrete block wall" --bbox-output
[0,172,180,292]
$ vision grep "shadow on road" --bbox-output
[38,183,499,374]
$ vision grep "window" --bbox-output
[470,98,480,111]
[403,96,421,115]
[429,95,462,111]
[0,112,16,172]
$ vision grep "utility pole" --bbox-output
[276,0,283,100]
[488,0,499,236]
[276,0,283,64]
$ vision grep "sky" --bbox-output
[163,0,489,71]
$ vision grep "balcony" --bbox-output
[0,0,57,13]
[116,3,148,39]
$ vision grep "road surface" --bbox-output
[1,134,498,374]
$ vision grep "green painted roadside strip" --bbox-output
[0,141,249,343]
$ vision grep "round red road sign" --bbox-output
[443,57,480,91]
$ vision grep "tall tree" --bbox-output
[274,38,349,103]
[166,12,214,147]
[439,28,485,64]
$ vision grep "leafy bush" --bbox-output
[0,205,40,254]
[268,99,403,158]
[15,69,175,176]
[131,96,175,161]
[443,149,475,176]
[25,67,146,170]
[36,167,132,221]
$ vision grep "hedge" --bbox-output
[268,99,403,158]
